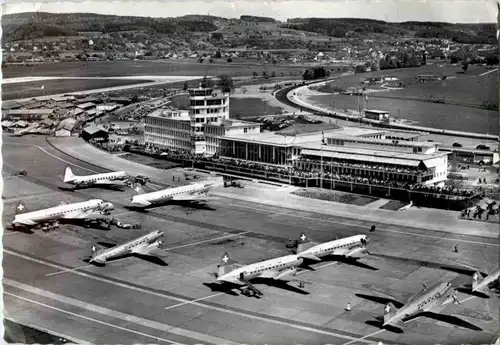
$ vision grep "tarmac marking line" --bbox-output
[165,231,250,251]
[341,329,386,345]
[4,250,373,343]
[164,293,224,310]
[3,291,182,345]
[231,203,500,247]
[45,264,94,277]
[4,278,239,345]
[479,68,498,76]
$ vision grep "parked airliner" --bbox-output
[84,230,166,265]
[129,177,223,208]
[213,252,306,296]
[289,232,370,261]
[63,167,130,189]
[383,281,462,328]
[11,199,115,231]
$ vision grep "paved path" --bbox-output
[45,137,499,239]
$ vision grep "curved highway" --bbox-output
[3,135,499,345]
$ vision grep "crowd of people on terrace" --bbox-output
[298,158,424,175]
[105,143,477,197]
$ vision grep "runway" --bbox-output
[3,135,499,345]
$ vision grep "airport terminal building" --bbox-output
[144,90,449,187]
[218,123,449,186]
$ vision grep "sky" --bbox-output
[2,0,498,23]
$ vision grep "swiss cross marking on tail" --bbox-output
[91,245,96,253]
[473,273,479,281]
[222,255,229,263]
[300,234,306,241]
[385,305,391,313]
[17,203,24,211]
[135,186,141,193]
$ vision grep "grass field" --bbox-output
[230,97,284,118]
[293,188,378,206]
[2,79,152,100]
[310,64,498,135]
[308,93,498,134]
[3,60,310,79]
[379,200,408,211]
[166,94,284,118]
[320,64,497,105]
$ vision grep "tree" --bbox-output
[183,81,189,91]
[201,76,214,88]
[227,58,232,62]
[354,65,366,73]
[252,71,258,78]
[461,61,469,73]
[271,71,276,78]
[214,50,222,58]
[262,71,268,79]
[217,75,234,93]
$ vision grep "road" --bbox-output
[3,135,499,345]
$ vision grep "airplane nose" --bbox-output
[105,202,115,210]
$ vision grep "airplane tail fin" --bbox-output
[14,201,29,215]
[132,183,146,195]
[83,242,103,262]
[383,302,399,326]
[472,271,486,292]
[63,167,76,183]
[296,232,312,254]
[217,252,237,277]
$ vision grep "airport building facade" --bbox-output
[218,124,449,186]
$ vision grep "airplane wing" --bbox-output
[131,242,167,259]
[238,277,264,296]
[174,194,218,202]
[13,219,36,226]
[95,179,128,186]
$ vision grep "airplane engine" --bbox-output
[275,267,298,280]
[346,247,369,259]
[99,202,115,214]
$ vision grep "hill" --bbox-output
[282,18,496,44]
[2,12,219,42]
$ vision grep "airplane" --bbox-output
[128,177,224,208]
[11,199,115,232]
[288,232,370,262]
[83,230,166,266]
[382,281,461,329]
[63,166,130,189]
[212,252,307,296]
[471,266,500,295]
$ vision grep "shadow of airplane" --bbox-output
[83,253,168,266]
[416,312,483,331]
[300,256,378,271]
[455,286,491,299]
[355,293,404,308]
[58,184,127,192]
[202,282,240,296]
[124,201,216,212]
[370,253,486,277]
[203,277,309,297]
[366,318,404,334]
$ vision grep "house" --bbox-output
[55,118,78,137]
[81,125,109,142]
